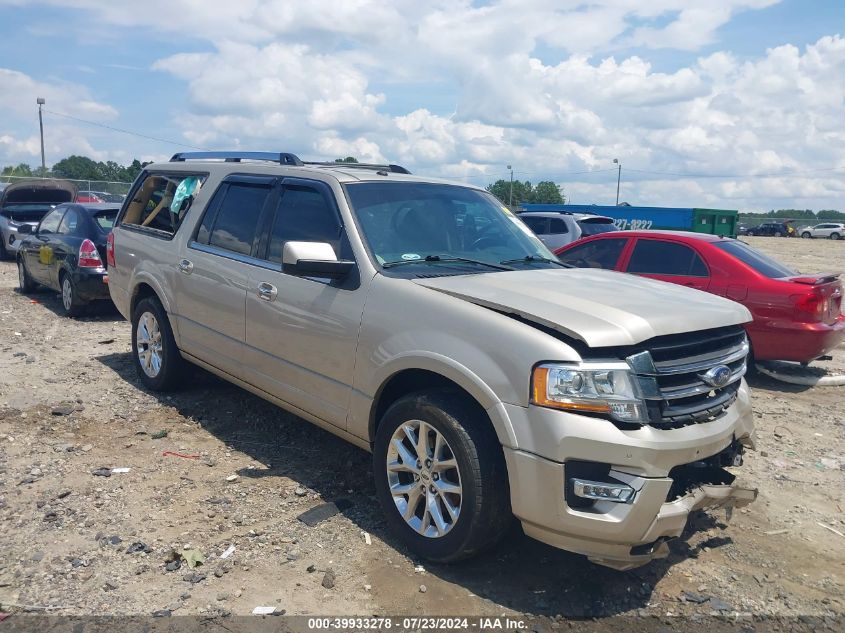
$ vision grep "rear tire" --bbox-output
[131,296,184,391]
[373,391,512,563]
[60,273,86,317]
[830,232,840,240]
[17,258,36,294]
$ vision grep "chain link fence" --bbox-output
[0,175,132,199]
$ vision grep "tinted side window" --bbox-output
[58,209,80,235]
[557,238,628,270]
[267,185,342,263]
[38,209,64,234]
[207,183,272,256]
[627,240,708,276]
[521,217,549,235]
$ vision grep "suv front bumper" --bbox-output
[502,380,757,570]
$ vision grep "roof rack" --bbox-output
[169,151,304,166]
[304,161,412,175]
[168,152,411,175]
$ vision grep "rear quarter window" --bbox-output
[119,172,207,238]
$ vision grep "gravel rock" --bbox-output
[182,572,207,584]
[419,584,427,593]
[322,570,336,589]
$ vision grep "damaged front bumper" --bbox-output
[589,478,758,571]
[502,385,758,570]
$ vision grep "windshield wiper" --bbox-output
[382,255,514,271]
[499,255,571,268]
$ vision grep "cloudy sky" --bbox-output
[1,0,844,212]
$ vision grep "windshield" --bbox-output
[714,239,796,278]
[578,218,617,236]
[344,182,557,273]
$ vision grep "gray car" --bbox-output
[0,179,77,259]
[518,211,617,250]
[107,152,756,570]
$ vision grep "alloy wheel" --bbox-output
[386,419,462,538]
[62,277,74,311]
[136,311,164,378]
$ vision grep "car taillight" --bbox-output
[106,231,115,268]
[792,290,827,322]
[79,238,103,268]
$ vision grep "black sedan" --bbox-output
[16,203,119,316]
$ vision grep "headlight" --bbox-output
[531,363,649,423]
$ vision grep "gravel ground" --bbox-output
[0,235,844,622]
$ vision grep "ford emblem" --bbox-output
[702,365,732,388]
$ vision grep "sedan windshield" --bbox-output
[344,182,557,272]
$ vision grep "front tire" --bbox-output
[60,273,86,317]
[801,232,811,239]
[373,391,511,563]
[131,296,184,391]
[17,258,36,294]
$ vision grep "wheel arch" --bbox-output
[367,361,517,449]
[129,279,181,346]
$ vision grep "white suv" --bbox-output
[799,223,844,240]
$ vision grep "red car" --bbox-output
[555,231,845,364]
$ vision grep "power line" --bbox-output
[625,166,845,179]
[44,109,210,151]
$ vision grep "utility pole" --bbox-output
[613,158,621,206]
[507,164,514,207]
[37,97,46,173]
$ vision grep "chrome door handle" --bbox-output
[178,259,194,274]
[257,282,277,302]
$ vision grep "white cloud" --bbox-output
[0,68,122,165]
[4,1,845,210]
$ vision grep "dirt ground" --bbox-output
[0,236,844,623]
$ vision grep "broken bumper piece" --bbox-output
[588,481,758,571]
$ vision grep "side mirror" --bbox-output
[17,224,33,235]
[282,241,354,280]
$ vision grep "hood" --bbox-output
[1,179,77,205]
[414,268,751,348]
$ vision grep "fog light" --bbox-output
[571,478,635,503]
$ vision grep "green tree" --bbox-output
[1,163,33,177]
[486,179,534,205]
[334,156,359,163]
[818,209,845,219]
[51,155,101,180]
[486,179,565,205]
[531,181,565,204]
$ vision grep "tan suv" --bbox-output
[107,152,757,570]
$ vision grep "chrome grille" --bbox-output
[625,326,748,426]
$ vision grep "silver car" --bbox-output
[107,152,756,570]
[518,211,617,250]
[798,222,844,240]
[0,179,76,259]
